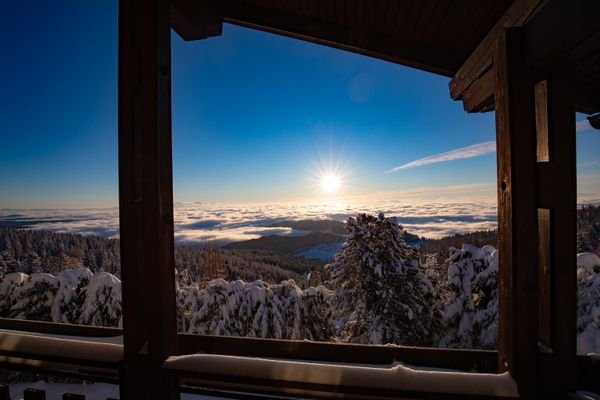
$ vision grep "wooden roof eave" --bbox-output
[171,0,459,77]
[452,0,600,114]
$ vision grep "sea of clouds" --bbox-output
[2,187,600,246]
[0,198,501,245]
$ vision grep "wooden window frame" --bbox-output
[2,0,598,398]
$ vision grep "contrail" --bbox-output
[386,141,496,173]
[386,118,595,173]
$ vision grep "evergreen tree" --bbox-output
[326,213,440,345]
[439,244,498,349]
[576,252,600,354]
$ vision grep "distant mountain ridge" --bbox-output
[227,219,422,258]
[268,219,347,235]
[223,231,343,254]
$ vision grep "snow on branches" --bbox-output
[577,252,600,354]
[326,213,439,345]
[439,244,498,349]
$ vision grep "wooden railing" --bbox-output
[0,318,598,398]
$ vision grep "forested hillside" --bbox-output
[0,207,598,353]
[0,227,322,285]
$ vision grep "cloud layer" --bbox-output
[0,198,499,243]
[387,141,496,173]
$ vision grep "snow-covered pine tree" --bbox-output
[0,272,27,317]
[54,268,93,323]
[576,252,600,354]
[299,285,335,341]
[178,278,334,340]
[326,213,439,346]
[79,272,122,327]
[8,273,58,321]
[439,244,498,349]
[471,245,498,348]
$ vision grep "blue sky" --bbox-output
[0,1,598,209]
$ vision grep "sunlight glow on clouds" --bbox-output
[0,195,499,243]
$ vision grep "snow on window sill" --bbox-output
[163,353,519,397]
[0,329,123,363]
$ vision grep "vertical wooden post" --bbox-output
[536,63,577,396]
[118,0,178,398]
[494,28,539,398]
[0,385,9,400]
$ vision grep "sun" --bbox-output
[304,145,355,199]
[320,173,340,194]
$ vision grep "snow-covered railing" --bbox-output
[164,353,519,399]
[0,317,121,337]
[177,333,499,372]
[0,321,123,382]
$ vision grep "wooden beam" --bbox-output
[534,80,550,162]
[216,2,459,77]
[178,334,498,373]
[544,62,577,397]
[0,318,121,337]
[175,372,518,400]
[118,0,178,398]
[524,0,600,71]
[450,0,544,100]
[459,75,600,115]
[462,68,495,113]
[575,83,600,114]
[494,28,539,399]
[537,208,552,350]
[171,0,222,41]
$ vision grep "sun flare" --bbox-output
[320,174,340,194]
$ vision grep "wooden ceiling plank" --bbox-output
[346,0,357,30]
[437,0,480,54]
[409,0,437,43]
[421,0,453,46]
[315,0,328,22]
[575,84,600,114]
[171,0,222,41]
[576,53,600,82]
[382,0,400,38]
[395,0,418,39]
[362,0,372,32]
[389,0,411,38]
[454,1,503,58]
[524,0,600,70]
[218,2,458,76]
[336,0,345,26]
[365,0,387,33]
[449,0,544,100]
[374,0,390,36]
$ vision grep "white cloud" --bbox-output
[386,141,496,173]
[1,198,501,242]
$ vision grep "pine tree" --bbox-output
[439,244,498,349]
[326,213,440,345]
[576,252,600,354]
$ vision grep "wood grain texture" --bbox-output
[118,0,178,398]
[534,80,549,162]
[450,0,543,99]
[494,28,539,399]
